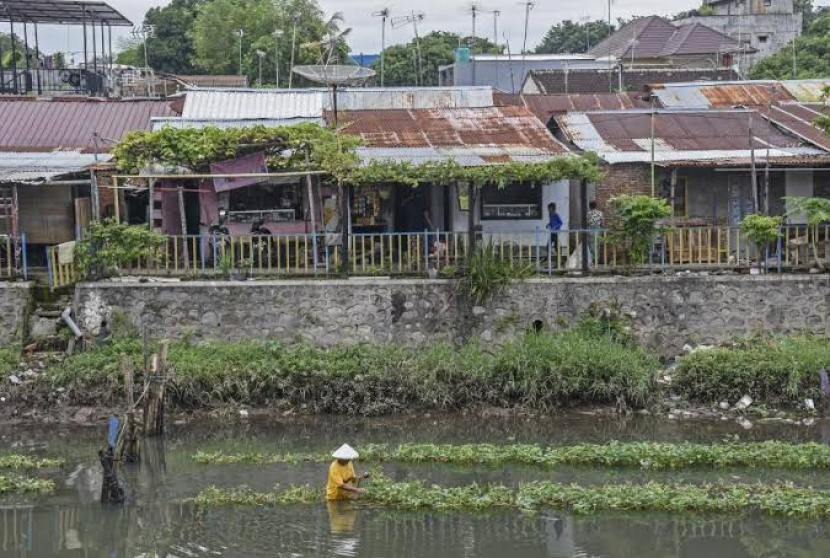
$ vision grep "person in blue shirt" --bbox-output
[547,202,563,265]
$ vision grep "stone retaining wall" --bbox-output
[74,275,830,357]
[0,282,32,348]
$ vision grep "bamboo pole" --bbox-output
[143,340,169,436]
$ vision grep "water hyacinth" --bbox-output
[0,455,64,470]
[193,441,830,470]
[0,475,55,495]
[189,478,830,518]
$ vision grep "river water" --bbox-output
[2,414,830,557]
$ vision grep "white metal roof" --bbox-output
[151,117,323,131]
[180,87,496,119]
[182,89,325,119]
[0,151,111,184]
[470,54,597,61]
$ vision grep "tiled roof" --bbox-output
[525,68,739,95]
[587,16,748,59]
[0,97,176,152]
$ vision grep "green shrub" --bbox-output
[456,241,533,304]
[0,349,17,377]
[44,330,657,414]
[74,219,165,278]
[675,335,830,406]
[609,195,671,264]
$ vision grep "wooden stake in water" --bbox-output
[144,340,169,436]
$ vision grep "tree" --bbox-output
[371,31,501,87]
[190,0,350,85]
[116,0,207,74]
[749,9,830,79]
[534,20,614,54]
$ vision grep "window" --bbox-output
[228,182,301,223]
[758,35,769,43]
[763,0,771,6]
[480,183,542,220]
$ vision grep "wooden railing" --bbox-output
[44,225,830,289]
[0,235,26,281]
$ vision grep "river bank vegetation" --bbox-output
[192,441,830,470]
[191,478,830,517]
[41,327,657,414]
[0,455,63,470]
[675,335,830,406]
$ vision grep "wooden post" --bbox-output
[116,353,140,463]
[467,182,477,264]
[177,186,190,270]
[670,168,678,222]
[147,178,155,231]
[143,340,169,436]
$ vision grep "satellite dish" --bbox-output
[292,65,376,87]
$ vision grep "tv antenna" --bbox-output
[519,1,535,92]
[392,12,426,87]
[130,25,156,96]
[463,3,482,85]
[372,8,390,86]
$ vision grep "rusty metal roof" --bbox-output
[556,109,824,164]
[495,92,650,124]
[0,97,176,152]
[763,102,830,152]
[649,80,824,109]
[334,107,567,153]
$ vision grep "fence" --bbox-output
[44,225,830,289]
[0,236,27,281]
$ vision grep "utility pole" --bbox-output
[274,30,284,87]
[289,12,299,89]
[749,112,759,212]
[237,29,244,76]
[256,50,265,86]
[521,1,534,89]
[372,8,390,87]
[471,4,478,86]
[650,101,656,197]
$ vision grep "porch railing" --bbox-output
[0,235,27,281]
[43,225,830,289]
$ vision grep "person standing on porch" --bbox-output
[547,203,563,265]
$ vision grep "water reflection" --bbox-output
[2,415,830,557]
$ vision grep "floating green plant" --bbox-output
[193,441,830,470]
[190,478,830,518]
[0,475,55,495]
[0,455,64,470]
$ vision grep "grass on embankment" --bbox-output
[675,335,830,406]
[0,349,16,377]
[192,441,830,470]
[191,478,830,517]
[41,329,658,414]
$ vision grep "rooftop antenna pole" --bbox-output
[289,12,300,89]
[580,15,590,51]
[470,4,478,86]
[392,12,426,87]
[274,30,284,87]
[521,1,535,92]
[791,14,797,78]
[493,10,501,88]
[237,29,244,76]
[372,8,390,87]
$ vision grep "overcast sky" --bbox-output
[22,0,808,62]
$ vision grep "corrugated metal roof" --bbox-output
[151,117,323,131]
[496,92,650,124]
[0,151,113,183]
[780,80,830,103]
[181,89,325,119]
[0,97,175,152]
[181,87,495,119]
[556,109,823,164]
[763,103,830,152]
[526,68,739,95]
[173,75,249,88]
[334,107,567,154]
[651,80,809,108]
[356,146,557,167]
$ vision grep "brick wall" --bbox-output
[594,163,652,214]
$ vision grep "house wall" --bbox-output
[594,164,652,214]
[675,13,802,67]
[17,185,75,245]
[448,181,570,239]
[786,170,814,224]
[75,274,830,358]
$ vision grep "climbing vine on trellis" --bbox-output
[114,124,602,186]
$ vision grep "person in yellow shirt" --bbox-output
[326,444,369,501]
